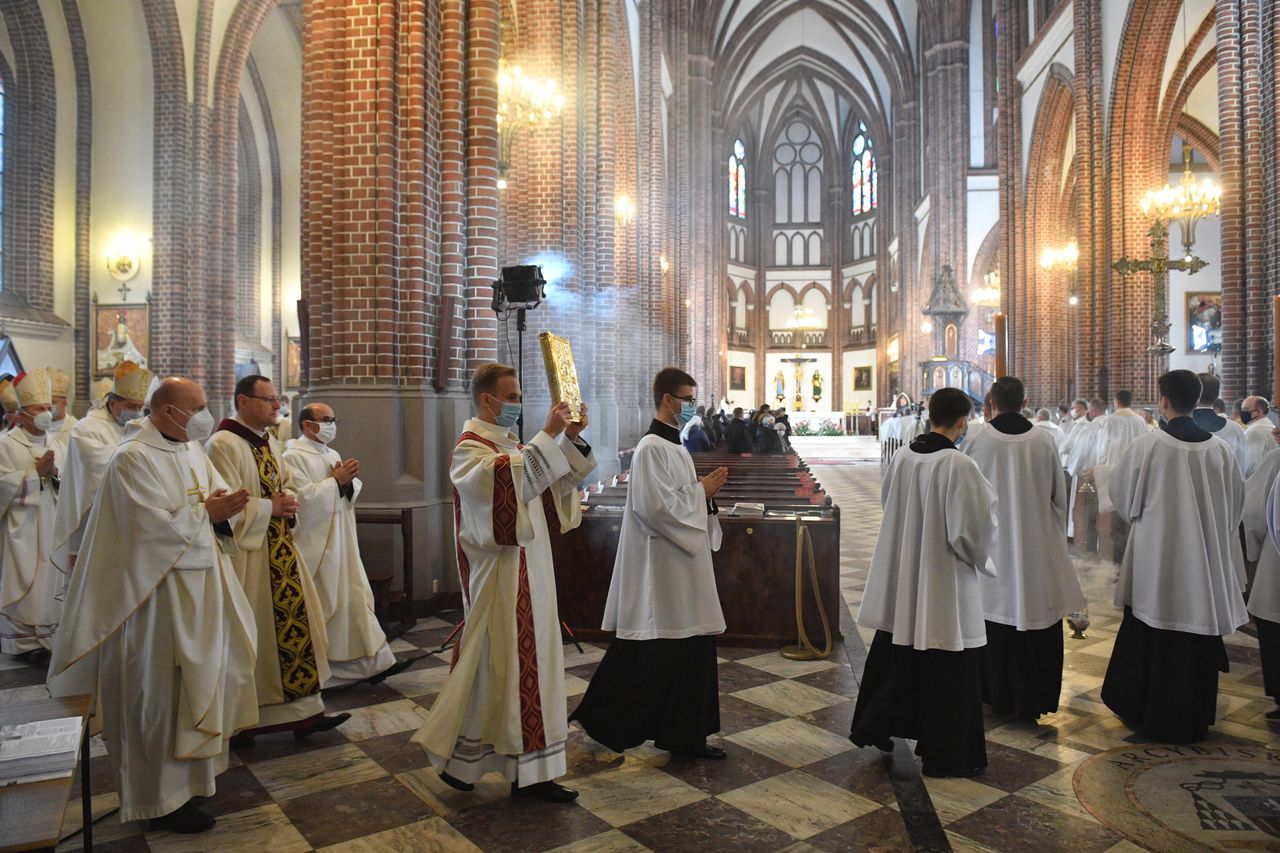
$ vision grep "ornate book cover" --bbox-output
[539,332,583,422]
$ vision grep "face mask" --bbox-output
[1241,410,1253,425]
[315,422,338,444]
[677,402,697,426]
[31,411,53,432]
[494,402,522,430]
[954,433,966,448]
[173,406,215,443]
[47,416,66,433]
[115,408,143,427]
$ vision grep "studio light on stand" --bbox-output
[491,265,546,442]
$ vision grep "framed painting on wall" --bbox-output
[729,365,746,391]
[286,337,302,389]
[854,366,872,390]
[1186,292,1223,354]
[93,302,150,377]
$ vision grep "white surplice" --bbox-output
[206,419,331,726]
[1092,409,1148,513]
[47,418,258,822]
[1032,421,1061,442]
[51,408,126,560]
[283,436,394,685]
[1246,451,1280,622]
[1111,429,1246,636]
[414,419,596,786]
[858,444,998,651]
[603,432,725,640]
[1241,418,1279,479]
[964,425,1084,629]
[0,428,63,654]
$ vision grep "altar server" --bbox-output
[1063,399,1102,546]
[1101,369,1247,743]
[414,363,595,803]
[51,361,150,570]
[850,388,997,777]
[1239,396,1278,478]
[1092,391,1147,556]
[963,378,1084,718]
[1192,373,1245,467]
[206,375,347,742]
[283,402,410,687]
[0,370,63,662]
[49,377,258,834]
[46,367,78,447]
[1244,426,1280,719]
[572,368,729,761]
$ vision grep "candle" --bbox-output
[994,312,1007,379]
[1273,297,1280,403]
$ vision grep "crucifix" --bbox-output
[1112,219,1207,357]
[117,279,132,301]
[780,355,817,411]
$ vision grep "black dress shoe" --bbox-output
[149,800,216,834]
[294,712,351,741]
[367,656,417,685]
[511,780,579,803]
[658,742,727,760]
[1266,706,1280,720]
[440,772,474,792]
[18,648,50,667]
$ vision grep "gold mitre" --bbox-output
[113,361,152,402]
[0,379,16,413]
[48,367,71,399]
[14,369,52,408]
[90,378,112,403]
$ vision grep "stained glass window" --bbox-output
[851,122,876,216]
[729,138,746,219]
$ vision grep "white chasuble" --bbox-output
[1242,418,1279,479]
[1247,451,1280,622]
[964,426,1084,629]
[283,436,394,684]
[1092,409,1148,513]
[48,418,258,822]
[414,419,596,786]
[858,444,997,651]
[206,418,330,726]
[0,428,63,653]
[603,432,725,640]
[51,407,126,560]
[1112,429,1246,636]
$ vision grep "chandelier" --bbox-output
[972,270,1002,309]
[1139,146,1221,257]
[497,60,564,189]
[786,306,822,349]
[1039,241,1080,306]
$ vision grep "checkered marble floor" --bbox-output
[2,439,1273,851]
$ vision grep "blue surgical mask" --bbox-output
[677,402,697,426]
[495,402,522,430]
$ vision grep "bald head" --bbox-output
[1244,396,1270,423]
[150,377,209,441]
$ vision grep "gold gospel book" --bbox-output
[539,332,583,422]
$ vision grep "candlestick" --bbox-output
[994,312,1007,379]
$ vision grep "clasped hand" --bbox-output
[699,466,729,498]
[332,458,360,485]
[270,492,299,519]
[35,450,57,478]
[205,488,251,523]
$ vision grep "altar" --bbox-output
[788,411,846,434]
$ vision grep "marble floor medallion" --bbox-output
[1074,744,1280,851]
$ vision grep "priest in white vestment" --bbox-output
[1191,373,1246,468]
[1063,399,1103,547]
[851,388,997,777]
[48,377,259,834]
[573,368,729,761]
[414,363,595,803]
[1101,370,1247,743]
[51,361,150,573]
[1239,396,1279,478]
[1092,390,1148,561]
[206,374,347,742]
[283,401,410,687]
[964,378,1084,719]
[1031,407,1061,441]
[46,366,78,450]
[0,370,64,662]
[1245,425,1280,720]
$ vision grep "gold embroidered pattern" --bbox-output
[252,444,320,700]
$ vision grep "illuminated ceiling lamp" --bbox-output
[496,59,564,190]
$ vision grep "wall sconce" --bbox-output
[919,319,934,335]
[614,194,636,227]
[105,233,146,283]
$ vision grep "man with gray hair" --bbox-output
[1032,407,1060,440]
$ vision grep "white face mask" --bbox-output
[115,407,143,427]
[31,411,54,432]
[47,416,66,432]
[315,422,337,444]
[173,406,215,443]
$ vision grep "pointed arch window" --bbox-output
[729,138,747,219]
[851,122,877,216]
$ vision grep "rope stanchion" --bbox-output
[780,515,833,660]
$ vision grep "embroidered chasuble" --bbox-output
[207,419,329,725]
